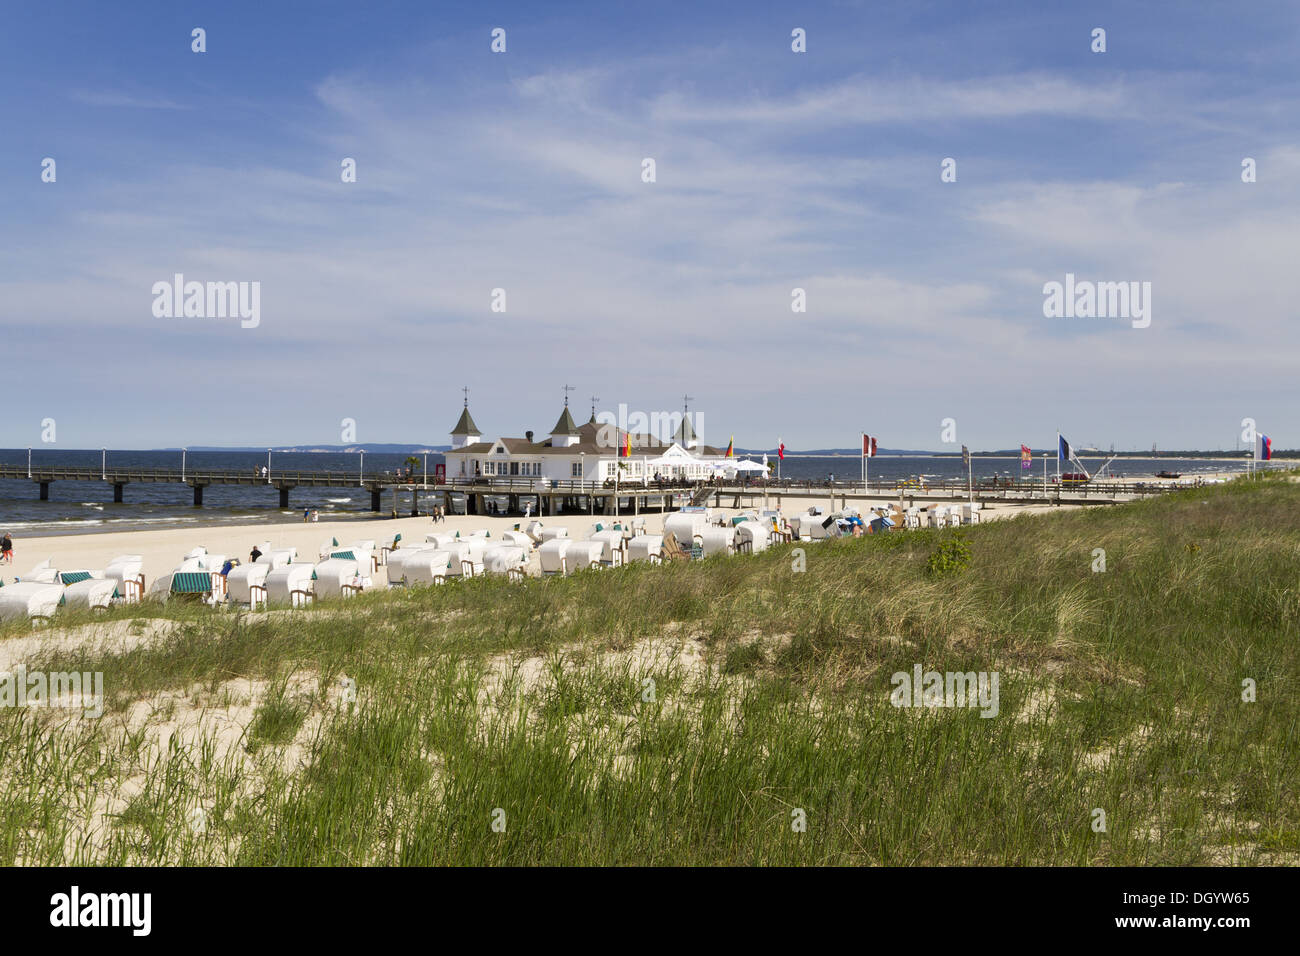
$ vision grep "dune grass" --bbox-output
[1,474,1297,864]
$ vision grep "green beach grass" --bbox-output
[1,473,1297,865]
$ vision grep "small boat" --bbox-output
[1156,470,1182,479]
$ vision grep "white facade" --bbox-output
[442,407,727,485]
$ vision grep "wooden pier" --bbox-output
[0,464,1181,516]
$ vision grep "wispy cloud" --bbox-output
[69,89,189,110]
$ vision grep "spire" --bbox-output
[675,394,697,448]
[674,414,696,444]
[550,405,579,437]
[451,406,480,437]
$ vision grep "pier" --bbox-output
[0,464,1185,516]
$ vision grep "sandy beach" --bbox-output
[0,492,1093,587]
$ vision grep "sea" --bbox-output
[0,448,1269,537]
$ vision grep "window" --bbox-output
[571,462,582,477]
[510,462,519,475]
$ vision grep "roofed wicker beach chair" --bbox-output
[170,570,218,603]
[266,563,315,607]
[105,555,146,603]
[660,532,691,563]
[227,562,272,608]
[0,581,66,622]
[627,533,664,564]
[62,578,116,612]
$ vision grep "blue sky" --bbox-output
[2,1,1298,451]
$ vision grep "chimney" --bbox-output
[525,430,534,443]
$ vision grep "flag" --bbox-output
[862,434,877,457]
[1020,444,1032,470]
[778,440,785,461]
[621,431,631,458]
[725,436,734,458]
[1256,434,1272,461]
[1058,435,1071,461]
[961,445,970,468]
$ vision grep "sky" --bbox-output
[1,0,1298,452]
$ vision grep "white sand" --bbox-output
[0,491,1080,587]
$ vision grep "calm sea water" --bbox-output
[0,448,1264,536]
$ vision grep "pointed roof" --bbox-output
[550,405,580,436]
[674,414,697,444]
[451,406,480,436]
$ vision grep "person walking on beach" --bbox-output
[0,533,12,565]
[304,508,310,522]
[250,544,262,563]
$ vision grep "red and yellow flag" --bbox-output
[621,431,631,458]
[725,436,734,458]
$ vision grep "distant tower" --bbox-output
[674,394,699,450]
[450,389,481,449]
[550,387,581,448]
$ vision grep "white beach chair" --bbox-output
[105,555,146,603]
[538,527,569,543]
[227,563,272,608]
[314,558,366,598]
[484,545,528,581]
[589,529,626,566]
[734,521,770,554]
[403,550,451,586]
[539,539,572,576]
[24,558,59,584]
[664,513,707,550]
[627,534,665,564]
[385,545,435,587]
[256,548,296,569]
[699,527,735,557]
[444,542,484,579]
[0,581,66,622]
[62,578,116,612]
[498,530,532,551]
[567,541,605,572]
[266,564,315,607]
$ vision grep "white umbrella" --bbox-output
[730,459,766,473]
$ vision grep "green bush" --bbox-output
[926,536,972,576]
